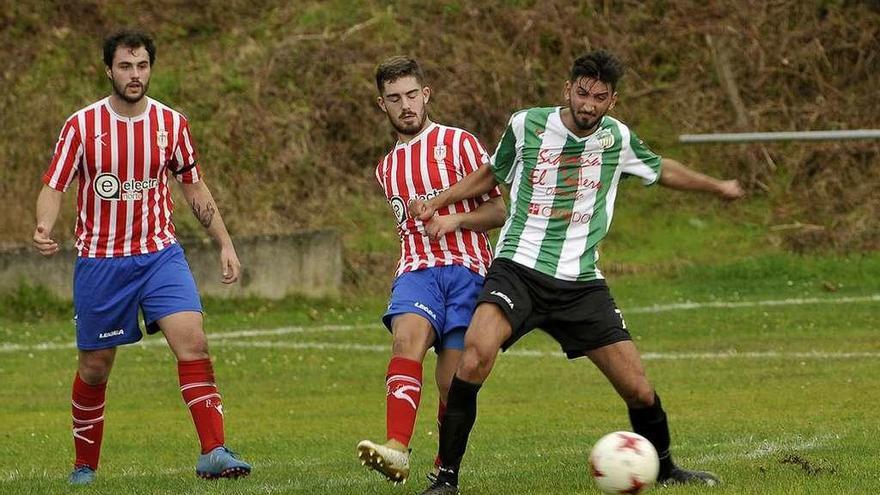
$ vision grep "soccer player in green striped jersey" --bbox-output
[413,50,744,495]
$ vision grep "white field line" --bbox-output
[208,340,880,360]
[0,324,376,353]
[625,294,880,313]
[5,336,879,360]
[692,433,840,463]
[1,294,877,355]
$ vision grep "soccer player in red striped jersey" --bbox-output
[32,30,251,485]
[356,56,507,484]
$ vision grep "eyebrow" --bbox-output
[575,83,610,96]
[385,89,420,98]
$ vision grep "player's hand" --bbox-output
[408,198,436,222]
[219,244,241,284]
[32,225,59,257]
[425,214,461,240]
[717,179,745,201]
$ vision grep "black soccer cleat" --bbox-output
[658,466,721,487]
[420,479,460,495]
[426,471,439,484]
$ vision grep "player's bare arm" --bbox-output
[179,180,241,284]
[425,196,507,240]
[658,158,745,200]
[411,163,500,221]
[33,185,64,257]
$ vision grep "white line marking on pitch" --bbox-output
[625,294,880,313]
[692,433,840,463]
[4,337,879,360]
[1,293,877,354]
[208,340,880,361]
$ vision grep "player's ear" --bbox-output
[105,65,113,79]
[377,96,386,113]
[563,80,571,101]
[609,91,618,110]
[422,86,431,105]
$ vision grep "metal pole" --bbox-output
[679,129,880,143]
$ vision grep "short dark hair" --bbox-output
[103,30,156,67]
[570,50,624,91]
[375,56,425,94]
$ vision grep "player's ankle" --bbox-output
[385,438,408,452]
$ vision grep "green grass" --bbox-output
[1,253,879,494]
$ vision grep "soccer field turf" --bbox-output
[1,256,879,494]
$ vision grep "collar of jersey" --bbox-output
[104,96,153,123]
[394,121,439,148]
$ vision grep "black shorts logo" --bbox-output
[614,308,627,329]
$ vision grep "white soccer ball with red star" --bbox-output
[589,431,659,494]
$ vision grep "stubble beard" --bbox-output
[390,111,426,137]
[112,78,148,104]
[570,103,603,132]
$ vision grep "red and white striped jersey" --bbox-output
[42,97,202,258]
[375,122,502,277]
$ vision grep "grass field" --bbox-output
[1,253,878,495]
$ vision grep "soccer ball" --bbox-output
[589,431,659,494]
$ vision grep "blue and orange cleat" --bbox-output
[196,446,252,479]
[68,465,96,485]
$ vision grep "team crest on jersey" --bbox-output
[156,130,168,149]
[433,145,447,163]
[595,129,615,149]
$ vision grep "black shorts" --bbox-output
[476,258,631,359]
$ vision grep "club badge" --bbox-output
[157,130,168,149]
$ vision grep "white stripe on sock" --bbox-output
[186,393,221,409]
[72,400,105,412]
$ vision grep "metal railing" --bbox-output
[679,129,880,144]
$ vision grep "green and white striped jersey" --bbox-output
[490,106,662,282]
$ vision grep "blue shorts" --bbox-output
[73,243,202,350]
[382,264,485,352]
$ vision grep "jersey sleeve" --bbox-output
[621,129,663,186]
[374,158,388,193]
[490,112,523,185]
[42,118,83,192]
[459,132,501,201]
[170,117,202,183]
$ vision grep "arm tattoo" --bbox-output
[191,199,216,229]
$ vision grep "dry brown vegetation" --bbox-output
[1,0,878,254]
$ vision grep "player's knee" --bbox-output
[458,344,491,382]
[78,354,113,384]
[78,366,110,384]
[391,333,429,359]
[622,383,656,408]
[174,331,209,361]
[457,350,481,381]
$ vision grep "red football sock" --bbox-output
[178,359,225,454]
[386,356,423,446]
[71,373,106,470]
[434,399,447,467]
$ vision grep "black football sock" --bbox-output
[436,375,482,485]
[628,392,675,478]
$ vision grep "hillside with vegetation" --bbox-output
[2,0,878,286]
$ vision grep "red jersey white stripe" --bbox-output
[376,123,501,277]
[43,97,202,258]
